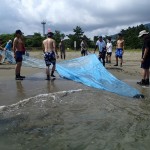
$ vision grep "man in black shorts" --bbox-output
[13,30,25,80]
[42,32,59,80]
[137,30,150,85]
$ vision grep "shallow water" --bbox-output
[0,85,150,150]
[0,71,150,150]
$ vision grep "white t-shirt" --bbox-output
[106,42,112,53]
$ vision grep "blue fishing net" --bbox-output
[4,50,16,64]
[3,51,142,98]
[56,54,142,98]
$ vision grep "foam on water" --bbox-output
[0,89,150,149]
[0,89,83,111]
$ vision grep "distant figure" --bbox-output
[13,29,25,80]
[4,40,13,63]
[59,39,66,59]
[0,38,4,64]
[5,40,12,51]
[137,30,150,86]
[106,37,113,63]
[42,32,59,80]
[114,33,124,67]
[94,36,106,66]
[80,39,88,56]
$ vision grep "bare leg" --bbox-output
[145,69,150,85]
[114,57,118,66]
[120,58,123,67]
[15,62,23,80]
[15,62,22,75]
[46,66,50,80]
[106,55,108,63]
[51,65,56,78]
[64,53,65,59]
[0,55,2,63]
[145,69,149,79]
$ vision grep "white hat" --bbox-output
[8,40,12,43]
[138,30,149,37]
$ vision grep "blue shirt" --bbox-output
[5,42,11,51]
[96,40,106,52]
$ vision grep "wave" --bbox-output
[0,89,83,112]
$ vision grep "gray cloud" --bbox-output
[0,0,149,38]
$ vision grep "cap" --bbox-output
[47,32,54,37]
[15,29,22,35]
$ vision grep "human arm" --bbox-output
[141,47,149,63]
[94,45,98,53]
[94,41,98,53]
[0,46,4,50]
[13,38,17,58]
[42,41,45,53]
[122,40,125,54]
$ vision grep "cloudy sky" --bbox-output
[0,0,149,39]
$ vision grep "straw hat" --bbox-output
[138,30,149,37]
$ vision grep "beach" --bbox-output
[0,51,150,150]
[0,50,148,105]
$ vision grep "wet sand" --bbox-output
[0,51,149,106]
[1,50,150,150]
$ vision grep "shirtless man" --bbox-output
[42,32,59,80]
[114,33,124,67]
[13,30,25,80]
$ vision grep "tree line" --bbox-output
[0,24,149,50]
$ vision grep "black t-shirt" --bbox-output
[142,36,150,60]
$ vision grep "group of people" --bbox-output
[94,33,124,67]
[93,32,149,86]
[0,29,149,86]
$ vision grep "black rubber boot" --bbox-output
[51,71,56,78]
[16,75,23,80]
[137,79,146,85]
[114,64,118,66]
[46,75,50,80]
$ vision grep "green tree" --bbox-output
[120,24,149,49]
[0,34,14,47]
[53,30,65,48]
[67,26,84,50]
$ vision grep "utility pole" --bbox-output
[41,21,46,36]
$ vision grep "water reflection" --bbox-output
[46,78,56,93]
[16,81,25,98]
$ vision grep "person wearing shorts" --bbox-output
[42,31,59,80]
[13,30,25,80]
[80,39,88,56]
[94,36,106,66]
[44,51,56,67]
[137,30,150,85]
[106,37,113,63]
[114,33,124,67]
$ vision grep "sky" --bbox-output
[0,0,150,39]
